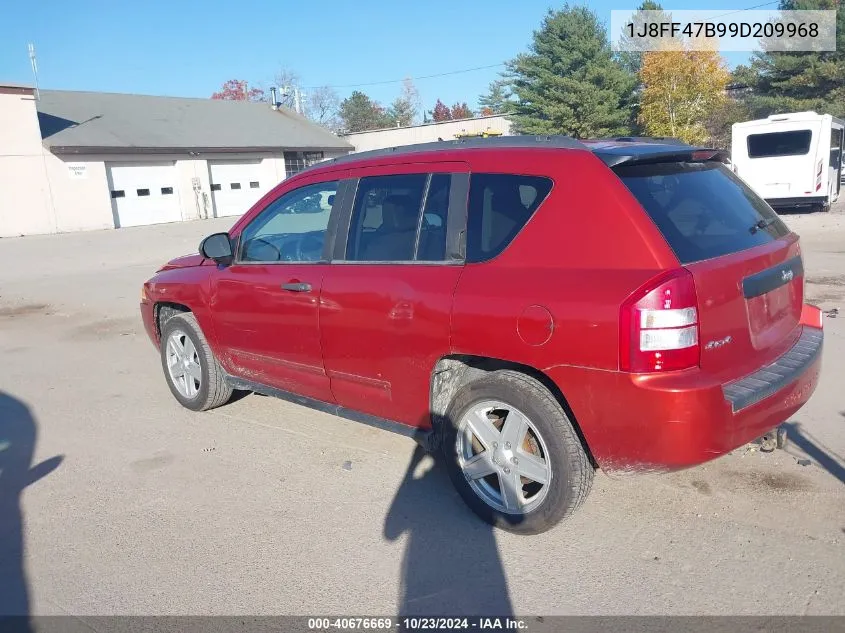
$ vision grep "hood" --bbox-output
[158,253,206,271]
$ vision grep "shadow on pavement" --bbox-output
[784,420,845,485]
[384,445,514,618]
[0,392,64,627]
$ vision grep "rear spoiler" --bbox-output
[593,146,730,168]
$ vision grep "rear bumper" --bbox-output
[766,196,827,208]
[547,324,823,473]
[723,327,822,413]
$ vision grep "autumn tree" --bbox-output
[431,99,452,122]
[478,79,514,115]
[389,78,421,127]
[638,41,731,144]
[450,103,474,119]
[508,5,636,137]
[339,91,393,132]
[211,79,264,102]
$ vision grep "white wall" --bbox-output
[46,152,292,231]
[0,88,56,237]
[343,115,513,153]
[0,89,347,237]
[43,153,113,232]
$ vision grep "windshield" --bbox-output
[616,161,790,264]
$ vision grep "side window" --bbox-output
[346,174,427,262]
[466,174,553,262]
[418,174,451,261]
[239,181,338,263]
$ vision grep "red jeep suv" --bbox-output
[141,136,823,534]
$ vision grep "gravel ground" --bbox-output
[0,199,843,617]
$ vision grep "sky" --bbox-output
[1,0,757,115]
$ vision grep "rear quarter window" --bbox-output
[747,130,812,158]
[616,161,790,264]
[466,174,553,262]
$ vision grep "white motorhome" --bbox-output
[731,112,843,211]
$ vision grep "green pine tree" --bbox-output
[740,0,845,117]
[616,0,670,75]
[478,79,515,115]
[508,5,637,137]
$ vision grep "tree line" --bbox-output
[211,74,482,133]
[211,0,844,146]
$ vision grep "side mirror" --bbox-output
[199,232,233,262]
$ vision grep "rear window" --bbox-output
[747,130,812,158]
[616,161,790,264]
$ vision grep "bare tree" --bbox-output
[273,66,301,110]
[306,86,341,129]
[389,78,421,127]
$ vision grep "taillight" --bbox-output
[620,269,700,373]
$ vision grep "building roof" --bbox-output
[36,89,352,155]
[340,113,511,137]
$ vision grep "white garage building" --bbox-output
[0,83,351,237]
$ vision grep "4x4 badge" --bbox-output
[782,269,794,282]
[705,335,733,351]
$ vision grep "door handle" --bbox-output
[281,282,312,292]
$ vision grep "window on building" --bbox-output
[466,174,553,262]
[161,187,173,195]
[250,181,260,189]
[137,189,150,197]
[211,184,222,191]
[284,151,325,177]
[111,190,125,198]
[231,183,241,190]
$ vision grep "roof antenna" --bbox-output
[28,43,40,100]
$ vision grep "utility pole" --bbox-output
[295,87,304,115]
[28,43,40,99]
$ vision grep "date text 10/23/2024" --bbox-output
[307,617,531,631]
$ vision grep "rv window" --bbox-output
[747,130,812,158]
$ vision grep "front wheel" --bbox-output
[160,312,233,411]
[442,370,594,534]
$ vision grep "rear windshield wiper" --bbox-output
[749,217,778,235]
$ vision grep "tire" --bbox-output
[441,370,594,534]
[160,312,232,411]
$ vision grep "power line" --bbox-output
[708,1,780,20]
[300,1,779,92]
[302,63,506,90]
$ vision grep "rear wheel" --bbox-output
[160,312,232,411]
[442,370,594,534]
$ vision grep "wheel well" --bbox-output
[430,354,596,465]
[155,302,191,339]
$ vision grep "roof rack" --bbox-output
[601,136,689,145]
[317,135,589,169]
[306,134,707,175]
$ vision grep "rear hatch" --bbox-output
[615,158,803,379]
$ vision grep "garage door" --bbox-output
[107,163,182,228]
[209,160,268,217]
